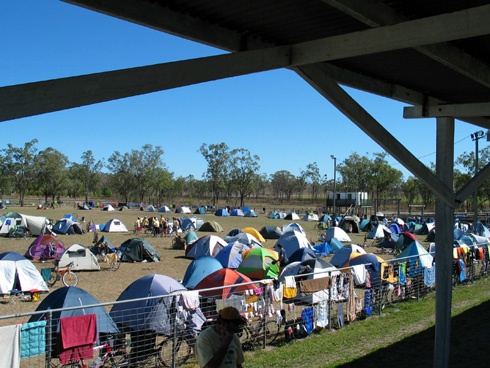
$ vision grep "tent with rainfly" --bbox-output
[226,232,262,248]
[395,240,433,269]
[330,244,366,267]
[242,227,266,243]
[158,206,172,213]
[237,247,279,280]
[285,212,300,220]
[182,256,223,289]
[52,218,84,235]
[185,235,228,259]
[0,252,49,294]
[25,234,65,260]
[103,218,128,233]
[119,238,160,262]
[194,268,255,300]
[275,230,313,257]
[215,208,230,216]
[244,210,258,217]
[0,213,50,236]
[288,247,318,263]
[230,208,245,216]
[109,274,205,336]
[259,226,283,240]
[29,286,118,346]
[215,241,251,268]
[194,207,206,215]
[324,227,352,242]
[367,224,391,239]
[302,212,319,222]
[57,244,101,270]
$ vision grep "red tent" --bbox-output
[194,268,255,299]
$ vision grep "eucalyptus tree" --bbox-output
[301,162,322,201]
[153,167,174,206]
[131,144,165,203]
[455,146,490,209]
[401,176,418,206]
[270,170,298,200]
[228,148,260,207]
[336,153,371,193]
[200,142,230,205]
[72,150,104,204]
[369,152,403,199]
[107,151,135,204]
[36,147,69,203]
[1,139,39,206]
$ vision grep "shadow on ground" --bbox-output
[338,299,490,368]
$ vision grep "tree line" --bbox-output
[0,140,486,209]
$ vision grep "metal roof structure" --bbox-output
[4,1,490,366]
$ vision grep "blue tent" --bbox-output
[52,218,84,235]
[330,245,366,267]
[215,208,230,216]
[184,231,199,244]
[110,274,205,335]
[29,286,118,343]
[270,211,280,219]
[388,223,401,234]
[318,214,332,222]
[215,241,251,268]
[63,214,76,222]
[288,248,318,263]
[312,242,331,257]
[90,235,116,255]
[194,207,206,214]
[181,218,197,231]
[396,240,433,270]
[230,209,245,216]
[182,256,223,289]
[226,229,244,238]
[453,228,464,240]
[329,238,344,253]
[359,219,371,231]
[245,210,258,217]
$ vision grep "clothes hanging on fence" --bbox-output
[298,277,331,294]
[364,289,374,316]
[424,266,436,287]
[337,302,344,328]
[346,275,357,322]
[330,275,339,301]
[0,324,21,368]
[301,307,314,334]
[20,320,46,359]
[59,314,97,365]
[316,300,329,328]
[398,263,407,284]
[351,265,366,285]
[365,271,371,288]
[181,290,200,310]
[458,259,467,282]
[381,264,398,283]
[283,277,298,299]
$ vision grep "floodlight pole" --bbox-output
[331,155,337,217]
[471,130,485,234]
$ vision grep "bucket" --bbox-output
[32,292,40,302]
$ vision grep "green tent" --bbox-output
[119,238,160,262]
[199,221,224,232]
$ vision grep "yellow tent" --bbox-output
[242,227,266,242]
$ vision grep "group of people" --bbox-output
[134,216,181,237]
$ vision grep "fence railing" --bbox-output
[2,244,487,368]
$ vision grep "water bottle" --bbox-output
[90,357,102,368]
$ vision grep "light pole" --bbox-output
[331,155,337,216]
[471,130,485,234]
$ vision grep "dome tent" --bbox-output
[182,256,223,289]
[0,252,49,294]
[119,238,160,262]
[57,244,100,270]
[199,221,224,232]
[103,218,128,233]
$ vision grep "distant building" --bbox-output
[327,192,370,207]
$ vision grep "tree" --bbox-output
[36,147,69,203]
[369,153,403,199]
[301,162,321,201]
[270,170,298,200]
[153,168,174,206]
[337,153,371,192]
[131,145,165,203]
[200,143,230,205]
[401,176,418,206]
[455,146,490,209]
[73,150,104,203]
[107,151,135,204]
[228,148,260,207]
[1,139,39,206]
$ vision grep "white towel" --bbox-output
[0,324,21,368]
[351,265,366,285]
[285,276,296,288]
[181,290,200,310]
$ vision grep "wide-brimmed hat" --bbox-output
[219,307,247,324]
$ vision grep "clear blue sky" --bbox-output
[2,0,487,181]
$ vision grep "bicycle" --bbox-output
[29,240,65,260]
[8,225,30,240]
[93,337,129,367]
[239,316,281,348]
[46,261,79,287]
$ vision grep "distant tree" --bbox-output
[337,153,371,193]
[228,148,260,207]
[131,144,165,203]
[153,168,174,206]
[369,153,403,199]
[200,142,230,205]
[101,187,112,197]
[455,146,490,209]
[253,173,268,200]
[416,165,436,208]
[270,170,297,200]
[72,150,104,203]
[401,176,418,206]
[1,139,39,206]
[301,162,321,201]
[36,147,69,203]
[107,151,135,204]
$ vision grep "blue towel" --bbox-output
[423,266,436,287]
[21,320,47,359]
[364,289,374,316]
[301,307,314,334]
[41,268,52,282]
[458,259,467,282]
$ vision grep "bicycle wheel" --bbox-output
[29,245,44,260]
[264,320,281,345]
[158,337,192,367]
[46,270,58,287]
[62,271,79,287]
[110,257,121,272]
[101,350,129,367]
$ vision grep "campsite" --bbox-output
[0,203,488,367]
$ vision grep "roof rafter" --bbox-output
[324,0,490,89]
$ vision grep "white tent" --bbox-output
[103,219,128,233]
[146,205,156,212]
[325,227,352,242]
[285,212,300,220]
[0,213,49,236]
[282,223,306,236]
[158,206,172,212]
[0,252,49,293]
[302,213,319,222]
[176,206,192,214]
[102,204,115,211]
[367,224,391,239]
[57,244,100,270]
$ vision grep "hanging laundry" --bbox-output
[364,289,374,316]
[301,307,314,334]
[424,266,436,287]
[337,302,344,328]
[20,320,46,359]
[0,324,21,368]
[316,300,329,328]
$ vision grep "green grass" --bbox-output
[241,277,490,367]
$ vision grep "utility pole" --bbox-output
[471,130,485,234]
[331,155,337,216]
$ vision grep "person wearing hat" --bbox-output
[196,306,246,368]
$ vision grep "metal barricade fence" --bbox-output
[1,245,488,368]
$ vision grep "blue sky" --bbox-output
[2,0,486,181]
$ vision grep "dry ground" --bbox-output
[0,205,411,319]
